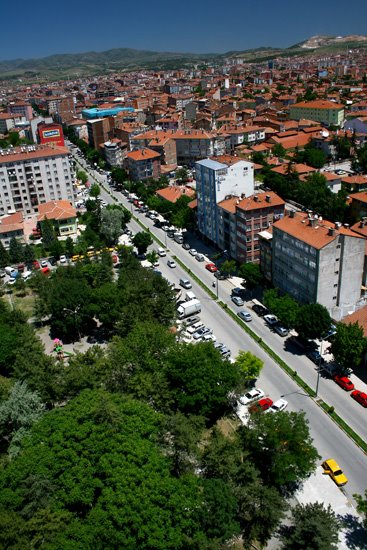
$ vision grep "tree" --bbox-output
[272,143,287,159]
[146,250,159,265]
[0,242,10,268]
[132,231,153,255]
[295,303,331,340]
[65,237,74,257]
[76,170,88,185]
[263,288,299,328]
[89,183,100,198]
[0,381,45,457]
[239,263,263,289]
[235,351,263,385]
[100,208,125,245]
[331,322,367,372]
[280,502,339,549]
[41,217,57,249]
[175,167,189,183]
[241,410,320,488]
[165,342,240,421]
[354,489,367,528]
[23,244,35,265]
[220,259,237,276]
[8,237,24,263]
[304,147,327,169]
[0,390,218,549]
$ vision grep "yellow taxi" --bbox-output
[322,459,348,486]
[71,255,81,262]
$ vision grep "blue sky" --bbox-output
[1,0,367,60]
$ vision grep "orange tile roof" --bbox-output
[237,191,285,212]
[38,200,76,222]
[292,100,344,110]
[126,148,161,161]
[350,191,367,204]
[341,305,367,337]
[0,145,69,164]
[271,163,316,175]
[273,212,364,250]
[0,211,24,234]
[156,186,195,203]
[341,175,367,186]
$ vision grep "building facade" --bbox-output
[0,145,75,216]
[196,158,254,245]
[126,148,161,181]
[272,211,365,319]
[289,100,345,127]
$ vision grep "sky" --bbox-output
[1,0,367,60]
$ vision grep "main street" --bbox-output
[70,147,367,503]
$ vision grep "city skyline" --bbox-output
[1,0,367,60]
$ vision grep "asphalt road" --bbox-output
[70,146,367,503]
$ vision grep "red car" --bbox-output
[351,390,367,407]
[333,375,354,391]
[205,263,218,273]
[250,397,273,413]
[33,260,40,270]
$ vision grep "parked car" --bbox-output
[249,397,273,413]
[182,243,191,250]
[186,322,204,335]
[205,263,218,272]
[351,389,367,407]
[179,278,192,289]
[266,398,288,413]
[48,256,57,266]
[214,270,227,280]
[252,303,268,316]
[239,387,265,406]
[274,324,289,337]
[333,375,354,391]
[32,260,40,270]
[193,326,212,340]
[195,254,205,262]
[189,248,197,257]
[167,260,176,268]
[322,458,348,486]
[264,314,278,326]
[59,255,67,264]
[200,333,217,343]
[40,259,48,268]
[182,316,200,328]
[232,287,246,298]
[238,310,252,322]
[232,296,244,307]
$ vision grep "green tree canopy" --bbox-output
[331,322,367,372]
[132,231,153,255]
[8,237,24,264]
[100,208,125,245]
[263,288,299,328]
[0,242,10,268]
[239,263,263,289]
[294,303,332,340]
[280,502,339,549]
[234,351,264,386]
[76,170,88,184]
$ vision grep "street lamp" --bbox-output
[63,307,81,342]
[315,336,327,397]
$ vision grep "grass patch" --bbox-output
[2,291,36,318]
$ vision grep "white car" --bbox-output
[199,333,217,343]
[40,259,48,268]
[186,322,204,335]
[167,260,176,268]
[264,314,278,326]
[266,398,288,413]
[189,248,197,256]
[59,255,67,264]
[239,387,265,406]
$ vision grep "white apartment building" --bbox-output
[196,158,254,245]
[0,145,75,216]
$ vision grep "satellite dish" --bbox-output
[322,130,329,137]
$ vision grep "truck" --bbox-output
[177,299,201,319]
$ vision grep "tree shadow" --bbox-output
[340,513,367,549]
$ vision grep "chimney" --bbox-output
[309,218,317,227]
[344,223,349,229]
[254,195,259,202]
[328,227,335,236]
[360,220,366,228]
[289,210,295,218]
[266,194,271,203]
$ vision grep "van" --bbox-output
[180,278,192,289]
[157,247,166,257]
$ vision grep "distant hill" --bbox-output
[1,35,367,80]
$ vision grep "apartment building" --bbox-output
[196,158,254,245]
[289,100,345,127]
[217,191,285,262]
[7,102,33,121]
[0,145,75,216]
[0,113,27,134]
[126,148,161,181]
[272,211,365,319]
[87,118,114,150]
